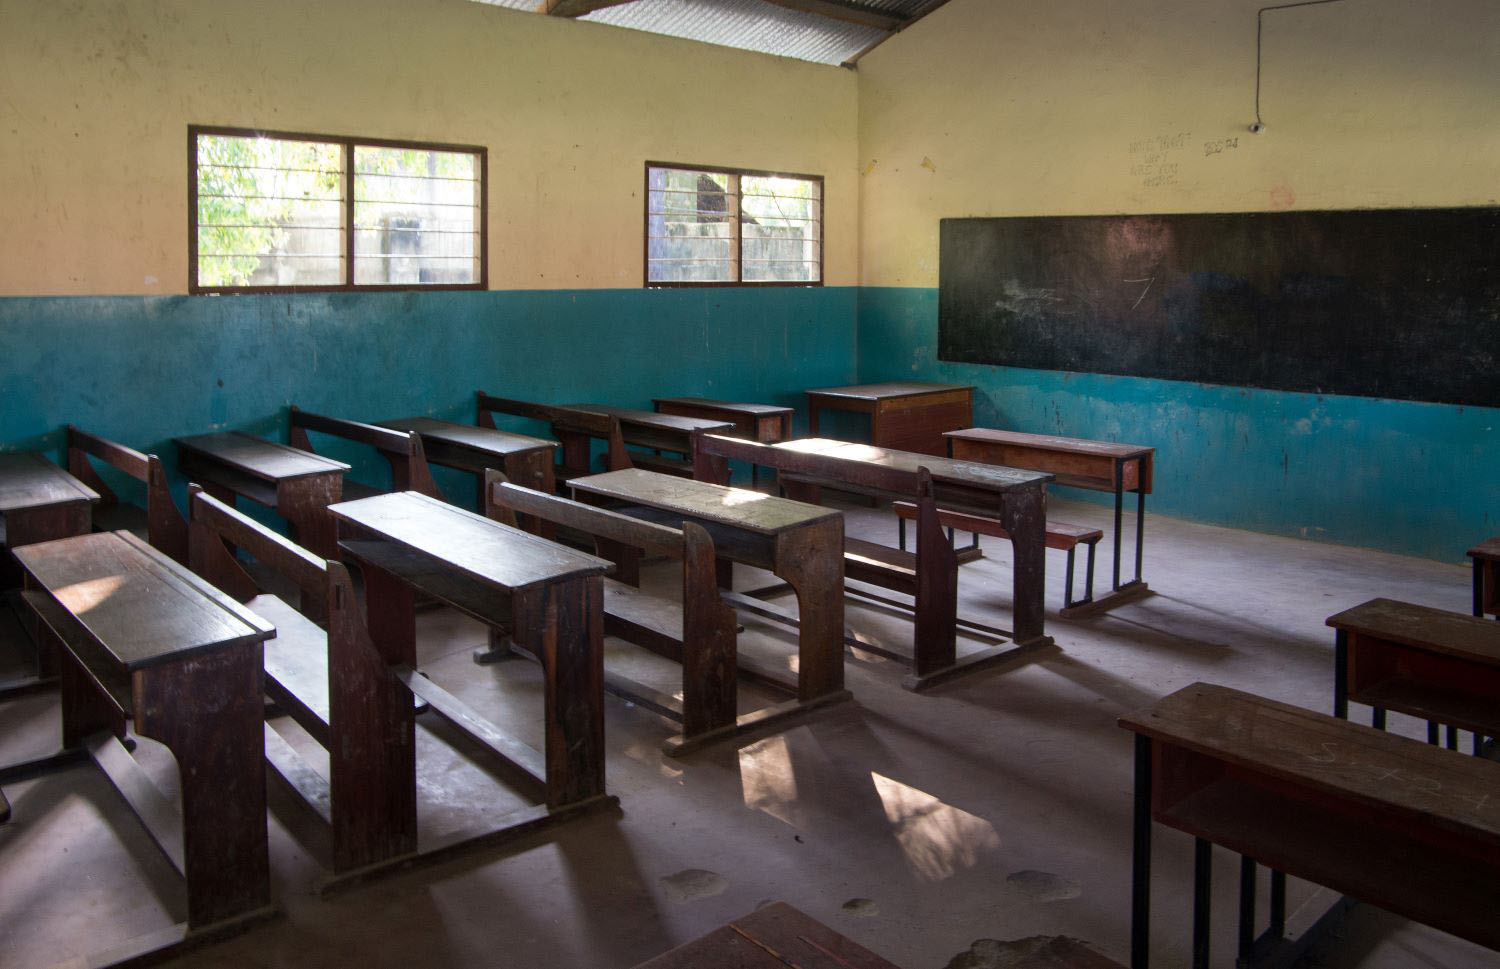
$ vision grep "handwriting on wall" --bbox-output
[1128,131,1191,188]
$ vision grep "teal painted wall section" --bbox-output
[857,287,1498,562]
[0,287,857,507]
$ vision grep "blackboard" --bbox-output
[938,208,1500,407]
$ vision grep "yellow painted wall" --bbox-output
[857,0,1500,286]
[0,0,858,295]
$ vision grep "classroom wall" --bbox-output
[856,0,1500,560]
[0,0,858,294]
[0,0,860,497]
[0,288,857,499]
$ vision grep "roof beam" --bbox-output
[539,0,636,17]
[759,0,909,32]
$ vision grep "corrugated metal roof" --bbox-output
[470,0,942,66]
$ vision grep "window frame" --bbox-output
[188,124,488,294]
[643,160,824,289]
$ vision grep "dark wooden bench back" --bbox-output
[288,406,441,498]
[65,424,189,564]
[187,484,328,608]
[476,391,631,477]
[485,470,685,560]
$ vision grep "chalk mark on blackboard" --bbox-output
[1124,276,1156,310]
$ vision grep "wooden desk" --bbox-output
[947,428,1154,607]
[706,437,1053,689]
[652,397,794,442]
[570,468,848,710]
[632,901,905,969]
[1329,597,1500,753]
[1120,682,1500,969]
[175,431,348,558]
[1471,537,1500,619]
[7,530,274,954]
[0,452,100,692]
[329,491,616,821]
[381,416,557,499]
[653,397,794,487]
[805,381,973,456]
[0,451,99,561]
[564,404,731,476]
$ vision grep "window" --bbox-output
[645,163,822,287]
[190,126,486,292]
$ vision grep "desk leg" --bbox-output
[1192,838,1212,969]
[1238,856,1257,961]
[1001,482,1048,648]
[1133,459,1147,584]
[329,563,418,872]
[517,575,606,810]
[912,498,959,678]
[1113,461,1124,590]
[134,641,269,927]
[57,624,125,748]
[774,518,846,701]
[808,401,822,438]
[502,451,555,522]
[1333,630,1348,719]
[1476,560,1486,618]
[1131,733,1152,969]
[278,476,342,561]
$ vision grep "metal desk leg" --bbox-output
[1134,456,1147,584]
[1113,460,1124,590]
[1333,630,1348,719]
[1193,838,1212,969]
[1238,856,1257,962]
[1131,734,1152,969]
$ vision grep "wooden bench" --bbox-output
[631,901,906,969]
[1328,597,1500,756]
[477,391,631,484]
[185,485,416,877]
[1472,537,1500,619]
[65,425,188,564]
[288,406,441,501]
[6,529,275,960]
[1121,682,1500,969]
[892,501,1102,612]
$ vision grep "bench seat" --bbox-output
[627,452,693,477]
[249,593,332,746]
[893,501,1101,610]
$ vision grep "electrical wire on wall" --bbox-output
[1252,0,1347,133]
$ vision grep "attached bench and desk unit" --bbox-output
[3,529,275,963]
[175,430,349,559]
[328,490,618,848]
[488,474,843,754]
[289,407,443,501]
[568,467,851,715]
[694,435,1055,690]
[652,396,794,485]
[386,412,559,500]
[1122,682,1500,969]
[1329,597,1500,756]
[946,428,1155,613]
[476,391,628,485]
[562,403,733,477]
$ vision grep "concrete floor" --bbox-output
[0,496,1493,969]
